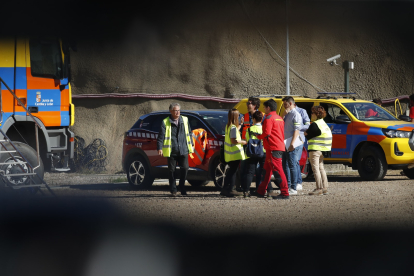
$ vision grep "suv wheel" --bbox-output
[187,179,209,187]
[402,167,414,179]
[357,145,387,181]
[211,158,227,189]
[127,155,154,189]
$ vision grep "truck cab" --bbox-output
[0,37,75,187]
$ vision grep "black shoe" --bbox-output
[181,190,187,196]
[220,190,232,197]
[256,193,266,198]
[220,190,234,197]
[243,191,251,198]
[272,194,290,200]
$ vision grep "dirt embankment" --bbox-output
[68,1,414,173]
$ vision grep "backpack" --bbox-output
[246,128,264,158]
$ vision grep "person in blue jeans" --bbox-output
[294,104,310,191]
[282,97,303,195]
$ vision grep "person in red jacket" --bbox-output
[365,98,382,118]
[409,94,414,123]
[255,99,290,199]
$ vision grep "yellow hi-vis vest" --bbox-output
[308,119,332,151]
[224,124,246,162]
[162,116,194,157]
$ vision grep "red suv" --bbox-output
[122,110,228,189]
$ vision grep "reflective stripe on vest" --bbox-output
[188,128,207,166]
[224,124,246,162]
[308,119,333,151]
[162,116,194,157]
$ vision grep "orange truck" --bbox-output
[0,37,75,186]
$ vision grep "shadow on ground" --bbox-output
[0,197,412,276]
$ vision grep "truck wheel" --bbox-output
[402,167,414,179]
[357,145,387,181]
[187,179,209,187]
[211,158,227,189]
[0,142,44,188]
[126,155,154,189]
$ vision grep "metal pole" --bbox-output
[343,61,350,94]
[286,0,290,95]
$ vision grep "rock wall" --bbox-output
[68,1,414,172]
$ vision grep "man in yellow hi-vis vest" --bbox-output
[157,103,194,196]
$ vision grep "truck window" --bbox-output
[30,38,62,79]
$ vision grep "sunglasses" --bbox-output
[246,102,253,106]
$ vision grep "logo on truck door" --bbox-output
[36,91,41,102]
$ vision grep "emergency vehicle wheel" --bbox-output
[127,155,154,189]
[357,145,387,181]
[0,142,44,188]
[211,158,227,189]
[402,167,414,179]
[187,179,209,187]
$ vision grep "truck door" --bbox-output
[28,38,70,127]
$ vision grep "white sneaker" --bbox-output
[296,184,303,191]
[289,188,298,195]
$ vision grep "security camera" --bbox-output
[327,54,341,65]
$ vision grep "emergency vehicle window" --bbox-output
[30,38,62,79]
[342,103,397,121]
[131,119,142,129]
[295,102,313,119]
[319,103,345,124]
[139,116,153,131]
[138,114,164,133]
[188,116,206,132]
[149,115,167,133]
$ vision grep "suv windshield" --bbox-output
[342,102,398,121]
[200,113,227,135]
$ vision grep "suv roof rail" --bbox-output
[252,94,310,98]
[316,92,358,100]
[150,110,200,114]
[317,92,357,95]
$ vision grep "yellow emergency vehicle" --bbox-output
[234,95,414,180]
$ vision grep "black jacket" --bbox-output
[157,115,193,156]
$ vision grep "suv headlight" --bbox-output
[382,129,412,138]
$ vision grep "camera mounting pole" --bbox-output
[342,61,354,95]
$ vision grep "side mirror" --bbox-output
[398,115,411,122]
[335,115,351,124]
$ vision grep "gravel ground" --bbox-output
[42,170,414,236]
[1,171,413,276]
